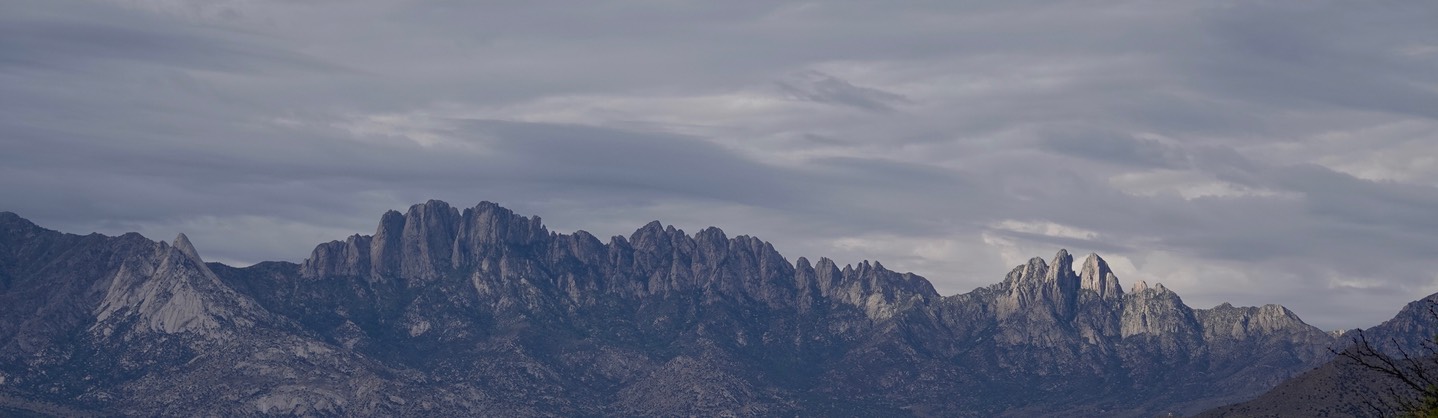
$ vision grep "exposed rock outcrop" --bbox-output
[93,234,260,336]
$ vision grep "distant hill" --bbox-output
[1200,294,1438,417]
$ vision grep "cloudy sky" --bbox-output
[4,0,1437,330]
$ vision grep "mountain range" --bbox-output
[0,200,1424,416]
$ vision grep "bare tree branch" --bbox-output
[1332,310,1438,418]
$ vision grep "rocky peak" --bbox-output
[794,256,812,271]
[356,200,555,283]
[396,200,460,281]
[812,257,844,295]
[694,226,728,250]
[1256,304,1294,320]
[1127,280,1173,296]
[552,230,606,261]
[365,201,560,284]
[1079,253,1123,299]
[452,201,549,269]
[1065,253,1126,343]
[998,249,1081,319]
[1051,249,1080,311]
[301,234,373,279]
[1195,302,1320,342]
[823,258,936,319]
[172,233,202,263]
[94,234,262,336]
[628,221,685,254]
[1120,279,1197,338]
[369,210,406,278]
[1011,257,1049,284]
[1045,249,1074,282]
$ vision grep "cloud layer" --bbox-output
[4,0,1437,330]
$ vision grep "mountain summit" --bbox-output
[0,202,1344,416]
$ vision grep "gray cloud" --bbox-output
[1039,133,1190,169]
[775,71,911,111]
[2,0,1437,330]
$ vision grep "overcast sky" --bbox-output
[4,0,1437,330]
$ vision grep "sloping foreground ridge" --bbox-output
[0,200,1350,416]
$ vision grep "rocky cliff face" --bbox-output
[0,201,1345,417]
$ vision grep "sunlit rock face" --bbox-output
[0,202,1344,417]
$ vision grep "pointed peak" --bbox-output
[1046,249,1074,279]
[628,221,666,244]
[1009,256,1048,281]
[172,233,202,263]
[1080,253,1122,297]
[1029,258,1052,275]
[1130,280,1149,293]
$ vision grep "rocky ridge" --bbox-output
[0,201,1344,416]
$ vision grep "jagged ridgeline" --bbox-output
[0,201,1339,417]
